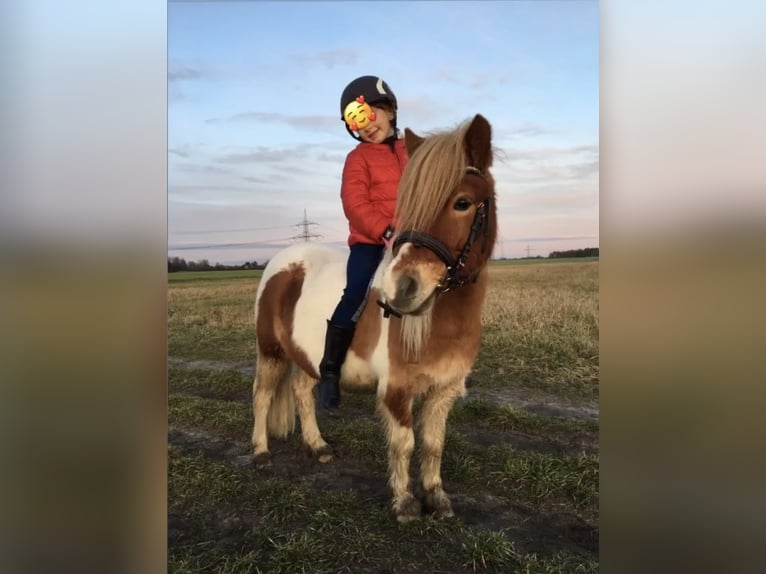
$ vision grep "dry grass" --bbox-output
[168,282,256,329]
[167,262,599,393]
[475,262,599,399]
[482,263,598,328]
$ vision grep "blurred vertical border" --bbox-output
[601,1,766,572]
[1,1,167,573]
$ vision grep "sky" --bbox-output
[168,0,599,265]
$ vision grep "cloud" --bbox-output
[429,67,463,86]
[506,184,598,211]
[501,235,598,243]
[291,48,361,69]
[568,160,600,180]
[169,146,192,158]
[174,163,233,175]
[317,48,360,68]
[425,67,512,95]
[242,175,272,184]
[216,146,311,164]
[168,184,257,198]
[497,123,559,139]
[168,197,294,225]
[168,240,294,251]
[168,61,205,82]
[167,184,283,208]
[398,94,462,129]
[491,144,599,186]
[504,160,599,183]
[316,151,347,164]
[502,144,599,162]
[469,72,492,90]
[168,84,186,103]
[206,111,338,131]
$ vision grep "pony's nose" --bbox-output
[397,274,419,300]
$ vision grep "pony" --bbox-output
[251,114,497,522]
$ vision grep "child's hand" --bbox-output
[382,225,396,250]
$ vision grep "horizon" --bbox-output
[167,243,601,268]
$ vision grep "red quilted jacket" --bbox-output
[340,138,409,246]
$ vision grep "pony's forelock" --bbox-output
[395,120,473,232]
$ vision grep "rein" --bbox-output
[377,166,491,319]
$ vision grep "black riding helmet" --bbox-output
[340,75,398,141]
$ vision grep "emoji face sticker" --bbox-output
[343,95,377,131]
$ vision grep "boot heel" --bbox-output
[316,320,356,411]
[318,373,341,410]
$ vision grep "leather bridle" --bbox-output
[377,166,492,318]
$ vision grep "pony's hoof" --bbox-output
[395,495,422,523]
[313,444,335,464]
[422,488,454,519]
[253,451,272,468]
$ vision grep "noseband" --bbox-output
[377,166,491,318]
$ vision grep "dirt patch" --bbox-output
[169,356,600,421]
[466,386,599,421]
[168,357,255,376]
[458,426,583,456]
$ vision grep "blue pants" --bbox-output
[330,243,384,328]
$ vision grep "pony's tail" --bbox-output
[255,356,296,438]
[267,368,296,438]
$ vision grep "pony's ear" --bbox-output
[463,114,492,172]
[404,128,425,157]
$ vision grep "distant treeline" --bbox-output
[169,246,599,272]
[168,256,265,273]
[548,247,599,259]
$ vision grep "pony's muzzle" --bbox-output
[383,243,444,315]
[384,272,436,316]
[386,273,421,312]
[397,274,419,300]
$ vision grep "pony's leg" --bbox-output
[251,356,289,466]
[418,381,464,518]
[379,384,420,522]
[291,370,333,463]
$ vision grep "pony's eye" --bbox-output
[453,197,472,211]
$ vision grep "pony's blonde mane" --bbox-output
[400,312,432,362]
[395,120,473,232]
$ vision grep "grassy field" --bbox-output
[168,258,599,573]
[169,269,264,283]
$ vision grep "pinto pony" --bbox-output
[251,114,497,522]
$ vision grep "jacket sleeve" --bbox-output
[340,151,391,241]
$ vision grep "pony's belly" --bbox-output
[340,353,380,393]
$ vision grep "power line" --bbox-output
[170,209,334,250]
[173,224,292,235]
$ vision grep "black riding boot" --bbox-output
[317,321,356,411]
